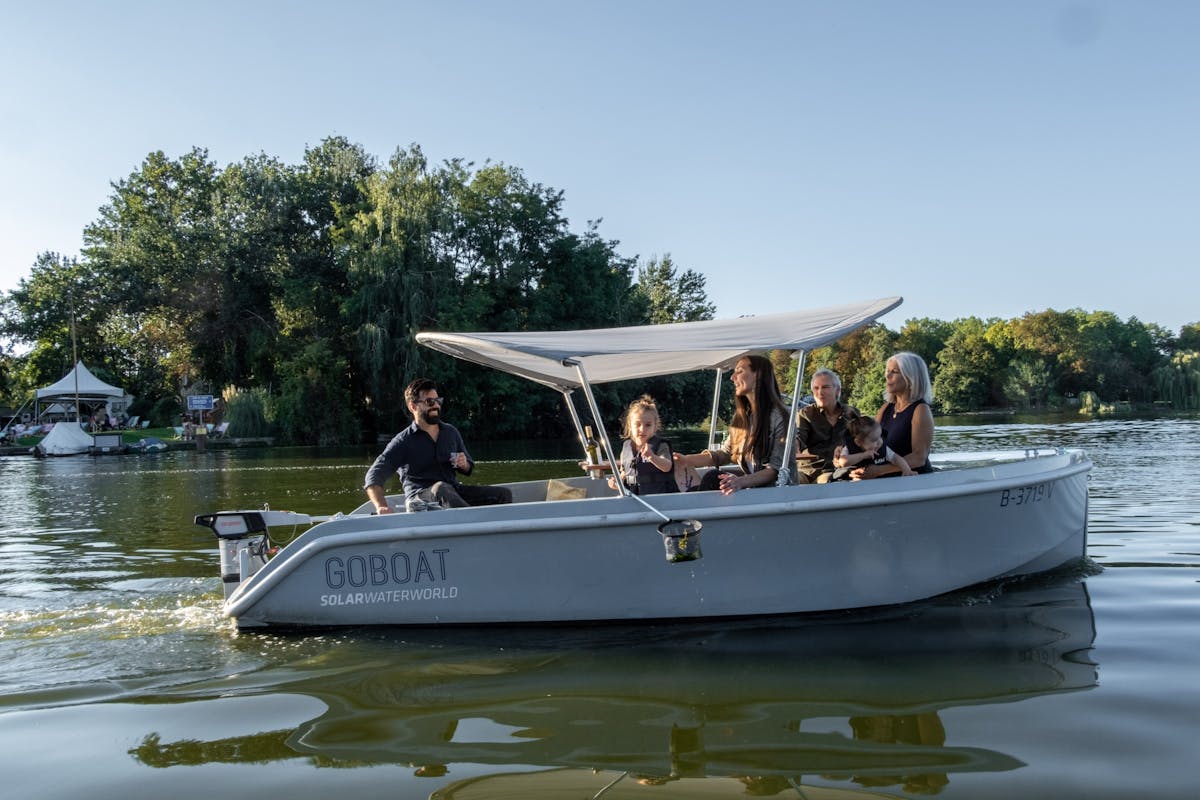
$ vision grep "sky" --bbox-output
[2,0,1197,335]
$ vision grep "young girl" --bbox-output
[831,416,915,481]
[611,395,679,495]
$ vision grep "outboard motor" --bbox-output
[195,511,273,599]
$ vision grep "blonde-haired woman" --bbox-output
[854,351,934,479]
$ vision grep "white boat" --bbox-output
[196,297,1092,629]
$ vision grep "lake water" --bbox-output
[1,417,1197,799]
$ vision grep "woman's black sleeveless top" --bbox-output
[880,399,933,473]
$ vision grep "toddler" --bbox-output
[831,416,915,481]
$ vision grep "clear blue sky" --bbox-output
[2,1,1197,333]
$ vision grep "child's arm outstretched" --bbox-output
[886,446,915,476]
[642,440,674,473]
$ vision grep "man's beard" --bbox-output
[417,407,440,426]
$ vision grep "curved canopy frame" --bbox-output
[416,297,902,391]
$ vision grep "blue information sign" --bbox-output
[187,394,214,411]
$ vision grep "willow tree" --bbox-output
[336,145,456,434]
[431,161,649,438]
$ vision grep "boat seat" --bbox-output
[545,479,587,501]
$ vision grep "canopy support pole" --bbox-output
[560,388,589,461]
[560,388,583,433]
[565,359,627,497]
[707,368,725,450]
[778,350,807,486]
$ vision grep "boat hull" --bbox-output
[222,450,1091,629]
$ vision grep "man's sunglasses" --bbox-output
[418,397,445,407]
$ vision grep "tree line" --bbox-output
[780,312,1200,418]
[2,137,1197,444]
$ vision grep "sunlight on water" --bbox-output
[0,582,223,641]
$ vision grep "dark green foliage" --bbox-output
[148,396,182,429]
[1154,353,1200,411]
[1179,323,1200,353]
[636,255,715,324]
[223,387,272,438]
[273,340,360,445]
[932,318,1000,414]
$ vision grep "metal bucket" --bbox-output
[658,519,702,563]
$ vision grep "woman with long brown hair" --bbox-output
[675,354,796,494]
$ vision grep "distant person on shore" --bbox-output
[830,416,915,480]
[609,395,679,495]
[795,368,860,483]
[857,351,935,477]
[364,377,513,513]
[674,355,796,494]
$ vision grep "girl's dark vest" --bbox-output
[620,436,679,495]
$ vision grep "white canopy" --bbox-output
[416,297,903,390]
[36,362,124,400]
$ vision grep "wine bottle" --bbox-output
[584,425,602,479]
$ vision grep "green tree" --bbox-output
[222,385,272,437]
[275,136,375,346]
[1179,323,1200,353]
[1003,356,1054,409]
[273,340,359,445]
[0,253,124,395]
[1153,352,1200,410]
[841,326,898,413]
[933,318,1000,413]
[82,149,224,407]
[895,317,954,372]
[338,145,459,435]
[619,253,717,426]
[636,254,716,324]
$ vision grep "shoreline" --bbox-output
[0,436,275,458]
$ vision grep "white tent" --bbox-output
[36,362,124,401]
[34,362,126,423]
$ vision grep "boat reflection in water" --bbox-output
[130,575,1097,797]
